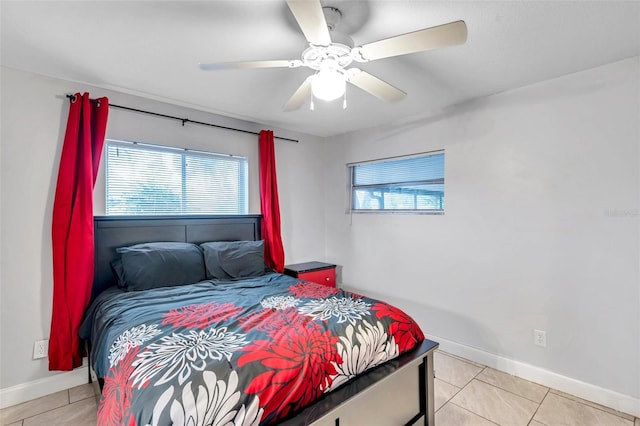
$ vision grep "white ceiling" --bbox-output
[2,1,639,137]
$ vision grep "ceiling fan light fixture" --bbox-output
[311,68,346,101]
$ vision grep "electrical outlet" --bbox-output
[33,339,48,359]
[533,329,547,348]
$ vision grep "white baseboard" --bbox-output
[428,333,640,418]
[0,366,88,409]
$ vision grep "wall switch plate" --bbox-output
[533,329,547,348]
[33,339,48,359]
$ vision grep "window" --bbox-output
[349,151,444,213]
[105,140,248,215]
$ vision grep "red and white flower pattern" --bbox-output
[148,370,263,426]
[98,347,141,426]
[328,319,398,390]
[162,302,243,330]
[108,323,161,367]
[238,307,313,335]
[372,302,425,352]
[289,282,339,298]
[297,296,371,324]
[90,276,425,425]
[130,327,247,388]
[237,320,342,422]
[260,295,300,310]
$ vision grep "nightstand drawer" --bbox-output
[298,268,336,287]
[284,261,337,288]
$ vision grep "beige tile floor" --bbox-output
[1,350,638,425]
[433,352,638,426]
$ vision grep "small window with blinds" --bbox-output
[105,140,248,215]
[349,151,444,213]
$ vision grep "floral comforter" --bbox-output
[80,272,424,425]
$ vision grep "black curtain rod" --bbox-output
[65,94,298,143]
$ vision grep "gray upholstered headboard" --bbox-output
[93,215,261,298]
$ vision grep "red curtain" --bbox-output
[49,93,108,370]
[259,130,285,272]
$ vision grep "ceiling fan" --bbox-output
[199,0,467,111]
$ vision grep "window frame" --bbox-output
[104,139,249,216]
[348,150,445,215]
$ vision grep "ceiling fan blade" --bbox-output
[355,20,467,62]
[347,68,406,102]
[199,60,302,71]
[284,76,313,111]
[286,0,331,46]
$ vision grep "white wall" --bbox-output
[2,57,638,411]
[324,57,640,400]
[0,66,326,392]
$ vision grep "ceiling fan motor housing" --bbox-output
[302,43,353,71]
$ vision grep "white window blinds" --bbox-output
[105,140,248,215]
[349,151,444,213]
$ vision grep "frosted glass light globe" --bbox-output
[312,69,346,101]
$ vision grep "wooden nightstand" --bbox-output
[284,261,337,287]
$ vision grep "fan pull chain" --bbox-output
[310,93,315,111]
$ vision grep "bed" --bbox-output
[80,215,439,425]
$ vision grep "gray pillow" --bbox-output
[201,240,266,280]
[111,258,126,288]
[115,242,206,291]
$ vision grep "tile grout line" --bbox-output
[434,364,486,415]
[453,376,546,426]
[526,388,550,426]
[1,398,68,426]
[435,360,486,389]
[438,350,486,369]
[434,374,472,414]
[549,388,637,420]
[14,394,96,424]
[474,375,549,405]
[449,401,501,425]
[549,391,636,423]
[438,351,486,371]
